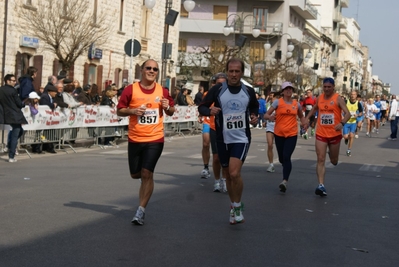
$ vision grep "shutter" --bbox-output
[122,69,129,82]
[15,52,22,79]
[134,64,140,80]
[97,65,103,91]
[33,55,43,92]
[83,63,89,85]
[53,59,59,76]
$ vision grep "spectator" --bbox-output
[77,84,92,105]
[178,88,188,106]
[194,86,204,105]
[100,88,117,146]
[63,84,83,108]
[172,87,180,104]
[72,79,83,98]
[89,83,101,104]
[44,75,57,94]
[118,80,129,97]
[257,94,266,129]
[0,74,28,162]
[38,86,45,96]
[24,91,40,116]
[18,66,37,101]
[186,89,195,106]
[39,85,58,154]
[54,82,69,108]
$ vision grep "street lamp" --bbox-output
[263,33,295,60]
[223,13,262,38]
[145,0,196,87]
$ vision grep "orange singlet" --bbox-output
[128,82,164,142]
[316,93,342,138]
[202,91,216,130]
[274,98,299,138]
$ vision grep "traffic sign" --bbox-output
[124,39,141,57]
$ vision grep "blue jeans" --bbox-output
[8,124,24,159]
[390,116,399,138]
[274,135,298,181]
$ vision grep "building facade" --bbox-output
[0,0,180,91]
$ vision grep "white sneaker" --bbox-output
[233,204,244,224]
[200,168,210,179]
[267,165,275,173]
[221,178,227,192]
[213,181,221,192]
[354,134,359,139]
[3,147,8,153]
[114,131,121,137]
[9,158,17,163]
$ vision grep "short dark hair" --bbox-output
[226,58,244,72]
[27,66,38,76]
[4,74,15,83]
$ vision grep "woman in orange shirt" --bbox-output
[264,82,307,193]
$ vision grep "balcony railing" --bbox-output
[333,10,342,22]
[306,0,318,19]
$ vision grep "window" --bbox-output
[180,4,188,18]
[93,0,98,24]
[253,7,268,32]
[178,39,187,52]
[211,40,226,54]
[249,41,266,63]
[213,6,228,20]
[119,0,124,31]
[141,4,150,38]
[88,64,97,85]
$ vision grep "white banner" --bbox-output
[12,105,199,130]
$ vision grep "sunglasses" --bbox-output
[144,66,159,72]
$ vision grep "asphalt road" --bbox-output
[0,124,398,267]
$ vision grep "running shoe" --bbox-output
[267,165,275,173]
[354,134,359,139]
[388,137,397,141]
[229,207,236,224]
[376,129,379,134]
[366,132,370,137]
[344,138,348,145]
[3,147,8,152]
[131,208,145,225]
[220,178,227,192]
[302,133,308,140]
[8,158,17,163]
[234,204,245,224]
[311,128,315,136]
[346,150,351,157]
[279,181,287,193]
[315,185,327,197]
[213,181,221,192]
[200,168,210,179]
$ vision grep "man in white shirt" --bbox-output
[388,95,398,140]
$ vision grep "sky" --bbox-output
[342,0,398,95]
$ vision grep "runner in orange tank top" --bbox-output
[117,59,175,225]
[264,82,307,193]
[304,77,350,197]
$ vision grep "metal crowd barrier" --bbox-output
[1,122,201,158]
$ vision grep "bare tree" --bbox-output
[15,0,114,73]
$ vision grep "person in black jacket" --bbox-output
[194,86,204,105]
[0,74,28,162]
[39,85,58,153]
[18,66,37,101]
[53,82,69,108]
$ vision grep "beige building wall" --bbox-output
[0,0,179,90]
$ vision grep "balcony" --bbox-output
[290,0,317,20]
[180,18,226,34]
[287,26,304,44]
[340,17,348,29]
[341,0,350,8]
[338,38,346,49]
[333,10,342,22]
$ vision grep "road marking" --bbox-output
[188,153,202,159]
[100,150,126,154]
[359,164,385,172]
[311,162,342,168]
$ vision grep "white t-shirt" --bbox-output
[366,103,377,120]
